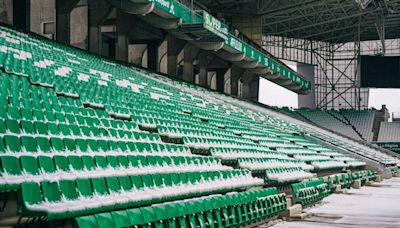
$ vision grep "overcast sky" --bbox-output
[259,78,298,108]
[369,88,400,118]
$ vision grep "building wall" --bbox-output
[0,0,13,24]
[30,0,56,38]
[297,63,316,108]
[70,0,88,49]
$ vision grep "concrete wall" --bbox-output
[224,68,231,94]
[208,72,216,90]
[0,0,13,24]
[70,0,88,49]
[297,63,316,108]
[158,40,167,74]
[30,0,56,37]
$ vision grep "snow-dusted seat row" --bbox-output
[1,116,162,143]
[20,169,263,219]
[182,136,256,151]
[0,134,191,156]
[0,103,162,145]
[291,178,330,206]
[157,125,216,139]
[265,167,314,183]
[209,147,288,161]
[334,156,366,167]
[0,154,230,191]
[238,157,314,172]
[74,188,287,228]
[0,104,143,133]
[311,160,348,170]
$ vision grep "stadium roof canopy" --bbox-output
[196,0,400,43]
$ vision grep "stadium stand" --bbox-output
[296,109,363,140]
[281,108,379,143]
[301,124,399,167]
[274,108,399,168]
[340,109,375,142]
[0,24,396,226]
[378,122,400,142]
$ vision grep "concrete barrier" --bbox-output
[352,180,361,189]
[282,204,302,218]
[375,175,382,182]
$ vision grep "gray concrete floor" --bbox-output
[270,177,400,228]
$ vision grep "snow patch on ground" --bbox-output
[271,177,400,228]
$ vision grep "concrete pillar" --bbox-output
[230,66,244,97]
[208,72,216,89]
[88,26,100,53]
[56,0,79,44]
[216,68,228,93]
[70,1,88,49]
[158,40,167,74]
[224,68,231,94]
[167,34,185,78]
[88,0,111,54]
[128,44,147,65]
[147,41,159,71]
[198,51,214,87]
[0,0,13,25]
[242,81,250,99]
[198,67,208,87]
[297,63,316,108]
[241,72,259,100]
[115,9,137,62]
[183,43,200,83]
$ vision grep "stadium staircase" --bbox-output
[0,24,396,227]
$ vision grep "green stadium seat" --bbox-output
[75,215,98,228]
[21,136,37,153]
[20,155,40,176]
[5,135,21,153]
[6,119,19,134]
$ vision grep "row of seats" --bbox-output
[238,157,313,172]
[20,169,263,219]
[209,147,288,161]
[0,154,228,191]
[265,167,314,183]
[324,170,378,191]
[74,188,287,228]
[0,116,159,142]
[291,179,330,206]
[0,135,190,155]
